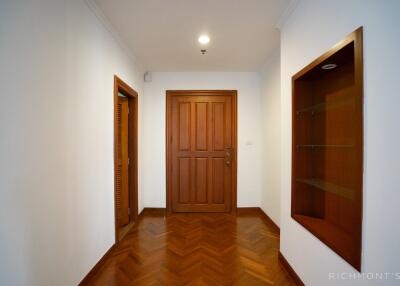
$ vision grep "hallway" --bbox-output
[88,209,295,285]
[2,1,400,285]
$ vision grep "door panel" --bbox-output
[178,157,190,203]
[212,158,225,204]
[169,93,235,212]
[178,102,191,151]
[117,97,130,226]
[212,103,225,151]
[195,158,208,203]
[195,103,208,150]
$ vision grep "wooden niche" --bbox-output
[291,27,363,271]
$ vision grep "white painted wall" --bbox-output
[279,0,400,285]
[0,0,144,285]
[142,72,263,208]
[259,52,281,226]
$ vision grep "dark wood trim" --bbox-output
[236,207,280,234]
[114,75,139,243]
[278,251,305,286]
[166,92,172,215]
[78,244,116,286]
[141,207,167,211]
[138,207,145,217]
[353,26,364,272]
[236,207,260,214]
[231,91,238,215]
[140,208,167,218]
[165,90,238,214]
[257,208,280,234]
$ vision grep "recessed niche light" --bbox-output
[321,63,337,70]
[198,35,210,45]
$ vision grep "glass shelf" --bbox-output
[296,144,354,148]
[296,178,354,201]
[296,94,355,115]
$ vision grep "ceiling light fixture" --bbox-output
[198,35,210,45]
[321,63,337,70]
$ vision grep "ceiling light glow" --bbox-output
[198,35,210,44]
[321,63,337,70]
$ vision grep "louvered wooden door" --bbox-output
[116,97,130,226]
[168,91,237,212]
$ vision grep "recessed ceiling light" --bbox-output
[198,35,210,45]
[321,63,337,70]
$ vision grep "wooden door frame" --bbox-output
[165,90,238,214]
[113,75,138,242]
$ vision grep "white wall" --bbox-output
[0,0,144,285]
[142,72,263,208]
[280,0,400,285]
[259,52,281,226]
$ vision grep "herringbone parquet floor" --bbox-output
[89,208,296,286]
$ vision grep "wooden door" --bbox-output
[116,96,130,226]
[167,91,237,213]
[114,75,139,242]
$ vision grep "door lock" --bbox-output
[225,147,232,166]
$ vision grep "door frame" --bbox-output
[165,90,238,214]
[113,75,138,242]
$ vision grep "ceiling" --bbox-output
[93,0,291,71]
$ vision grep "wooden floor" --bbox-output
[89,208,296,286]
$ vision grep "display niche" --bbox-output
[291,27,363,271]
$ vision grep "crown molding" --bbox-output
[275,0,300,30]
[83,0,142,68]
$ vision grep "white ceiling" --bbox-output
[93,0,291,71]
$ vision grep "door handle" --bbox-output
[225,148,232,166]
